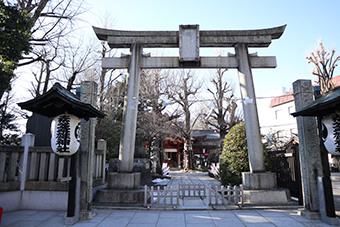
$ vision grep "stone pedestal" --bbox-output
[94,189,144,206]
[94,172,144,206]
[242,172,277,190]
[243,188,291,205]
[242,172,291,205]
[108,172,141,190]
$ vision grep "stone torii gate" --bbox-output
[94,24,289,203]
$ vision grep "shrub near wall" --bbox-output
[220,122,272,186]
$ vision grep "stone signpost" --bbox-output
[93,24,289,204]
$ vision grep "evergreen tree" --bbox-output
[0,2,32,99]
[220,122,271,186]
[220,122,249,186]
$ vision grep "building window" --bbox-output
[275,110,282,120]
[288,106,294,115]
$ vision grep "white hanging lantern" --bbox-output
[322,114,340,156]
[51,113,81,156]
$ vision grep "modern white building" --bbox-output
[258,75,340,149]
[257,87,297,149]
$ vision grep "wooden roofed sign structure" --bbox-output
[93,24,286,193]
[18,82,105,219]
[18,83,105,120]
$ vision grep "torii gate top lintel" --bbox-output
[93,24,286,48]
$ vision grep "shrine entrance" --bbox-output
[93,24,290,205]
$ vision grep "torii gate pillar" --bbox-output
[108,43,142,190]
[235,44,277,191]
[119,42,142,173]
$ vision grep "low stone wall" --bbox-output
[0,190,68,212]
[21,191,68,210]
[0,191,21,212]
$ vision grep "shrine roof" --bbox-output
[18,83,105,120]
[192,130,220,140]
[291,86,340,117]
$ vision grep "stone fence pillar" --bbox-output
[293,79,323,213]
[20,133,35,191]
[79,81,98,220]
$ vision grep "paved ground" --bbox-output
[0,208,333,227]
[332,172,340,216]
[1,171,338,227]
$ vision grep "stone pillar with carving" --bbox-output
[79,81,98,220]
[293,79,323,214]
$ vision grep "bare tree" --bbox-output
[28,40,64,96]
[264,129,291,151]
[92,15,123,149]
[205,68,243,141]
[137,69,180,174]
[18,0,85,66]
[95,78,126,152]
[306,40,340,93]
[14,0,89,96]
[61,39,100,90]
[166,70,201,170]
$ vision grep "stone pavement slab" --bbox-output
[1,209,335,227]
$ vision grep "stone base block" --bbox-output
[242,172,277,190]
[297,209,320,220]
[80,209,98,220]
[108,172,141,190]
[64,215,79,225]
[243,188,291,205]
[94,188,144,206]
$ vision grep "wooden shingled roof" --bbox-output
[291,86,340,117]
[18,83,105,120]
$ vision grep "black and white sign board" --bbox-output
[322,114,340,156]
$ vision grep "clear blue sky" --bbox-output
[83,0,340,97]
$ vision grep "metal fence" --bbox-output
[268,144,303,205]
